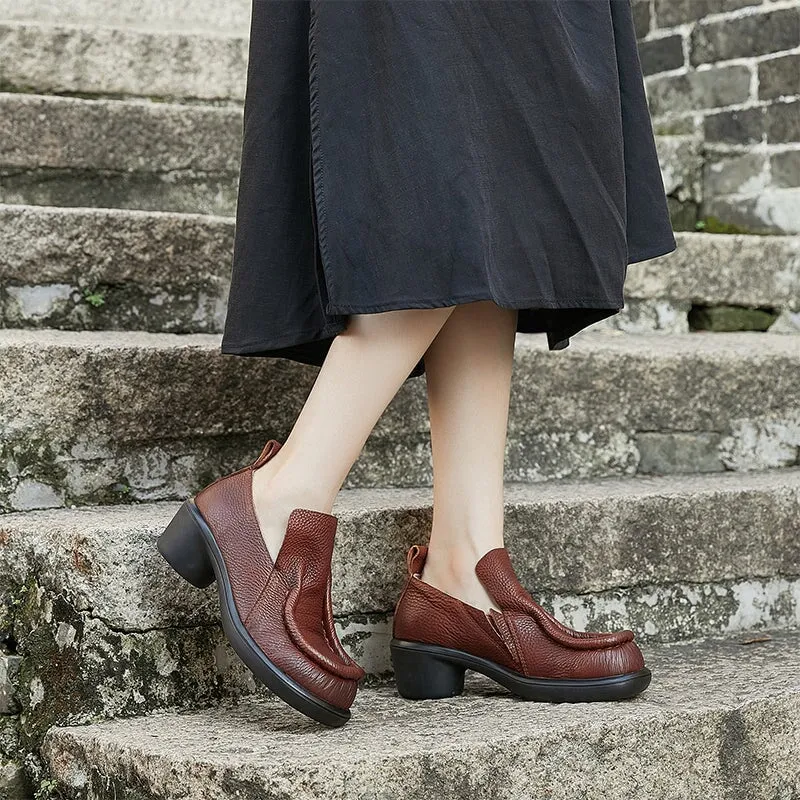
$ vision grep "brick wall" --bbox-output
[634,0,800,234]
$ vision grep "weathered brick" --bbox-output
[632,0,652,39]
[703,151,768,196]
[639,34,685,75]
[704,106,765,144]
[654,0,761,28]
[691,8,800,65]
[767,100,800,143]
[759,53,800,101]
[704,191,800,234]
[771,151,800,188]
[647,65,751,116]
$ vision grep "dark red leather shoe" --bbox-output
[157,440,364,727]
[391,544,651,703]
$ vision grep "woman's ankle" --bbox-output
[420,541,502,612]
[250,448,335,560]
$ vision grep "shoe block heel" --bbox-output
[157,501,215,589]
[390,640,466,700]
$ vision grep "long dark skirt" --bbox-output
[222,0,677,379]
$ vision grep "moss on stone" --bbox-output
[695,216,759,235]
[689,305,780,332]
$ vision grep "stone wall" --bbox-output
[635,0,800,234]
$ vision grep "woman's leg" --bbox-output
[420,300,518,611]
[252,306,456,561]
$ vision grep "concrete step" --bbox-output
[2,204,798,334]
[0,205,232,333]
[0,21,248,102]
[2,328,799,510]
[0,94,241,215]
[0,93,694,221]
[2,470,798,747]
[0,0,250,34]
[41,631,800,800]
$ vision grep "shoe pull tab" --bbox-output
[252,439,281,470]
[406,544,428,578]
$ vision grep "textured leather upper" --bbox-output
[195,440,363,709]
[393,544,645,680]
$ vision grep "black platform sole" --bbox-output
[391,638,652,703]
[157,500,351,727]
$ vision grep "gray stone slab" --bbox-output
[0,0,251,34]
[3,206,799,332]
[1,470,798,745]
[0,655,21,714]
[2,469,798,632]
[0,205,233,332]
[42,631,800,800]
[0,22,248,101]
[1,328,799,509]
[0,94,242,173]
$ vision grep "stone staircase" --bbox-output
[1,4,799,799]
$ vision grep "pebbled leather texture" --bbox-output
[195,440,364,709]
[393,544,645,680]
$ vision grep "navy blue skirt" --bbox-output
[222,0,677,379]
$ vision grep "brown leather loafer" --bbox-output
[391,545,651,703]
[157,440,364,727]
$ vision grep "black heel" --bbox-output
[390,640,466,700]
[157,501,215,589]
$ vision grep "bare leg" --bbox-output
[420,300,518,611]
[252,306,455,561]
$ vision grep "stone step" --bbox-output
[2,470,798,746]
[0,205,232,333]
[2,328,799,510]
[0,93,693,221]
[0,0,250,34]
[41,631,800,800]
[2,204,798,334]
[0,94,241,215]
[0,21,248,102]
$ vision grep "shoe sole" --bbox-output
[390,638,652,702]
[157,499,351,727]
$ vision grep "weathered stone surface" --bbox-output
[2,469,798,635]
[654,134,703,206]
[2,329,800,508]
[689,304,779,332]
[598,298,691,334]
[631,0,652,39]
[42,632,800,800]
[4,472,794,788]
[759,53,800,101]
[691,7,800,65]
[625,232,800,311]
[3,207,798,332]
[646,65,752,117]
[705,105,765,145]
[0,716,28,800]
[703,151,768,197]
[773,150,800,189]
[704,190,800,235]
[0,94,242,173]
[0,0,251,33]
[768,100,800,144]
[638,33,685,76]
[654,0,761,28]
[0,22,248,101]
[0,654,21,713]
[0,170,238,216]
[0,205,232,332]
